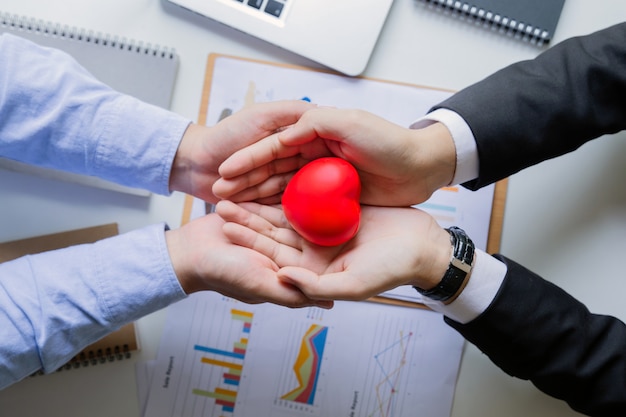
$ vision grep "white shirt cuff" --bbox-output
[410,109,503,322]
[410,108,479,185]
[420,249,507,324]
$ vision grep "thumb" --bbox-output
[278,267,335,309]
[278,266,364,301]
[277,266,322,295]
[277,123,319,147]
[278,106,345,147]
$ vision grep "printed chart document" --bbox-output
[143,292,464,417]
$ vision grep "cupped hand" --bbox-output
[165,211,332,308]
[213,107,456,206]
[169,100,316,204]
[214,200,451,301]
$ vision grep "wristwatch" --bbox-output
[414,226,475,302]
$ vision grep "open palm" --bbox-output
[215,200,449,301]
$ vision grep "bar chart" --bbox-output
[191,308,254,415]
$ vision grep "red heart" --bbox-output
[282,157,361,246]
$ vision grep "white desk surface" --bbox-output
[1,1,625,416]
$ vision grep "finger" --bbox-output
[257,281,335,310]
[251,193,284,206]
[213,165,298,201]
[277,266,372,301]
[263,278,334,309]
[248,100,317,133]
[233,174,294,203]
[315,300,334,309]
[277,107,350,146]
[216,201,302,252]
[219,132,301,179]
[222,222,302,267]
[220,270,329,309]
[234,203,302,250]
[235,201,292,229]
[217,200,290,230]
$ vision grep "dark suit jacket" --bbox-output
[434,23,626,416]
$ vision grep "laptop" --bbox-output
[165,0,394,76]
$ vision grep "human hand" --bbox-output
[165,212,332,308]
[214,200,452,301]
[169,100,316,203]
[213,107,456,206]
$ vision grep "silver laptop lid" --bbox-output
[167,0,394,75]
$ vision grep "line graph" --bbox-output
[368,331,413,417]
[356,315,420,417]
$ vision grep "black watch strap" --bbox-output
[414,226,475,302]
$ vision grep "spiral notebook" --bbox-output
[418,0,566,46]
[0,223,140,374]
[0,11,179,196]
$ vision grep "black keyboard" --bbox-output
[233,0,287,18]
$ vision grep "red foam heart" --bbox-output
[282,157,361,246]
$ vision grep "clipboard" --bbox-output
[182,53,507,307]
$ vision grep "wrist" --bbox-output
[410,225,451,290]
[414,226,475,304]
[165,227,198,294]
[410,122,456,192]
[169,123,211,195]
[169,123,195,194]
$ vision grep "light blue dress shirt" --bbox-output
[0,33,190,389]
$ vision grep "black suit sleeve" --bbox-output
[433,22,626,190]
[445,256,626,416]
[433,23,626,415]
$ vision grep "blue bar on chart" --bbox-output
[191,308,254,414]
[232,308,253,334]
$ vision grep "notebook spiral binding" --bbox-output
[0,11,177,59]
[30,344,133,376]
[419,0,553,46]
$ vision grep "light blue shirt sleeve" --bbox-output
[0,34,190,388]
[0,33,190,194]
